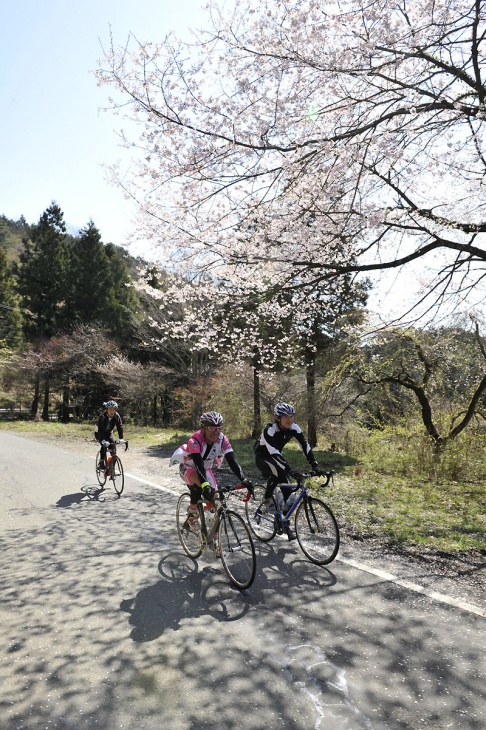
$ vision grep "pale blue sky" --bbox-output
[1,0,209,246]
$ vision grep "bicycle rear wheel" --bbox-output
[176,493,202,559]
[245,484,277,542]
[295,497,340,565]
[218,510,256,589]
[111,455,124,496]
[95,450,107,487]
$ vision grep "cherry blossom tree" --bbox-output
[136,259,368,435]
[98,0,486,320]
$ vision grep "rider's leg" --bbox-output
[255,454,287,500]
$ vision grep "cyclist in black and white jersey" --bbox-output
[95,400,124,469]
[254,402,320,522]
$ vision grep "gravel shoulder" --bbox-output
[18,429,486,613]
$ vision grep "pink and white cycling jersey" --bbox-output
[183,428,233,469]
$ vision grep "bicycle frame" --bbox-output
[196,484,251,550]
[273,471,333,529]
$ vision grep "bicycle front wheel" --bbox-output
[95,450,107,487]
[111,455,124,496]
[176,493,202,559]
[295,497,340,565]
[218,510,256,589]
[245,484,277,542]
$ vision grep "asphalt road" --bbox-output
[0,430,484,730]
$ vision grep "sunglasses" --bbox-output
[205,426,222,433]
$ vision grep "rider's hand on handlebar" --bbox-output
[241,478,254,495]
[288,467,304,483]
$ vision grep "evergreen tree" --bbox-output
[68,220,112,323]
[103,242,139,343]
[17,202,68,339]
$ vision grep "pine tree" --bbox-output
[17,202,68,339]
[103,242,139,343]
[68,220,112,324]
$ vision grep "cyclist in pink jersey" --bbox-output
[171,411,253,527]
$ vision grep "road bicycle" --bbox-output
[176,484,256,590]
[245,471,340,565]
[95,439,129,496]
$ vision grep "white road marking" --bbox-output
[125,472,485,619]
[336,556,485,618]
[124,472,181,496]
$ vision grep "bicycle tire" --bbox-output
[295,497,340,565]
[111,455,124,496]
[218,510,256,589]
[245,483,277,542]
[95,450,107,487]
[176,493,202,559]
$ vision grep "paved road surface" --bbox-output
[0,430,484,729]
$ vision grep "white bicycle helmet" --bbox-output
[200,411,224,427]
[274,402,295,417]
[104,400,118,409]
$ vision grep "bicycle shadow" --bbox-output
[56,484,118,507]
[120,551,256,642]
[250,537,338,592]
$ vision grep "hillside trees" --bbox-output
[8,207,142,419]
[68,222,139,343]
[98,0,486,321]
[0,246,22,348]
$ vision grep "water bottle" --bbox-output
[275,489,285,513]
[284,492,298,512]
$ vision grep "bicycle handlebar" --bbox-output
[298,470,334,486]
[218,484,254,502]
[101,439,129,451]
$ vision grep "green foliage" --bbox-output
[67,220,113,324]
[343,420,486,483]
[0,246,22,348]
[103,243,140,343]
[17,202,68,339]
[0,215,30,263]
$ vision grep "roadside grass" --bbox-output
[1,420,484,556]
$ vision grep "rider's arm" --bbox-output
[95,413,105,442]
[115,413,124,440]
[293,424,318,466]
[190,452,209,485]
[224,450,245,481]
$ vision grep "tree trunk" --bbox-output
[251,350,261,439]
[60,384,70,423]
[152,394,158,426]
[41,377,50,422]
[31,374,40,419]
[306,349,317,447]
[161,387,171,427]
